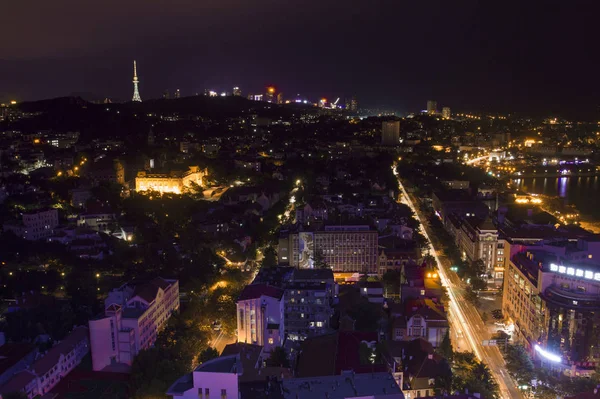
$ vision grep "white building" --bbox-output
[88,277,180,371]
[166,354,241,399]
[0,327,89,399]
[3,208,59,241]
[77,202,116,233]
[236,284,284,356]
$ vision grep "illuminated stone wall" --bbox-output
[135,166,206,194]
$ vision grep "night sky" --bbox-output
[1,0,598,118]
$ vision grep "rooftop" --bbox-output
[291,268,334,282]
[0,343,35,376]
[131,277,174,304]
[296,331,386,378]
[32,326,88,376]
[281,372,403,399]
[238,284,284,301]
[0,370,36,395]
[194,354,239,374]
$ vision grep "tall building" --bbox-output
[265,86,276,103]
[279,226,379,273]
[277,92,284,104]
[252,267,338,342]
[174,89,181,99]
[162,90,170,99]
[346,95,358,112]
[442,107,451,119]
[381,121,400,146]
[132,60,142,102]
[88,277,180,371]
[233,86,241,96]
[236,284,284,356]
[502,240,600,371]
[426,100,437,115]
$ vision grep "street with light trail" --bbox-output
[393,163,523,399]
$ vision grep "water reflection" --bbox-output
[513,176,600,221]
[558,177,568,198]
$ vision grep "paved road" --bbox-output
[393,166,522,399]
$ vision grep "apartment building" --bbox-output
[88,277,180,371]
[279,226,378,273]
[0,327,89,399]
[3,208,59,240]
[236,284,284,356]
[251,267,337,342]
[503,239,600,371]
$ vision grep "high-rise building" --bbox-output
[132,60,142,102]
[442,107,451,119]
[174,89,181,99]
[233,86,241,96]
[265,86,276,103]
[381,120,400,146]
[277,92,284,104]
[162,90,170,99]
[426,100,437,115]
[349,96,358,112]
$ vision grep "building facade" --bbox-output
[455,217,503,283]
[0,327,89,399]
[135,166,207,194]
[392,299,448,348]
[279,226,378,273]
[166,355,240,399]
[426,100,437,115]
[236,284,284,356]
[503,241,600,372]
[88,277,180,371]
[3,208,59,241]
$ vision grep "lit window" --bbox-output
[589,254,593,259]
[316,321,323,327]
[268,338,274,345]
[420,290,425,296]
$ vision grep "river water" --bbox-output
[512,176,600,231]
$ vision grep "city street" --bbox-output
[393,165,522,399]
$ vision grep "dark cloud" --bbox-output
[1,0,598,117]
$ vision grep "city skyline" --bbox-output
[1,1,599,118]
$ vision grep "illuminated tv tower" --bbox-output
[132,60,142,102]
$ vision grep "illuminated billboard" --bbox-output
[298,232,314,269]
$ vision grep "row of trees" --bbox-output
[502,344,600,398]
[434,334,500,398]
